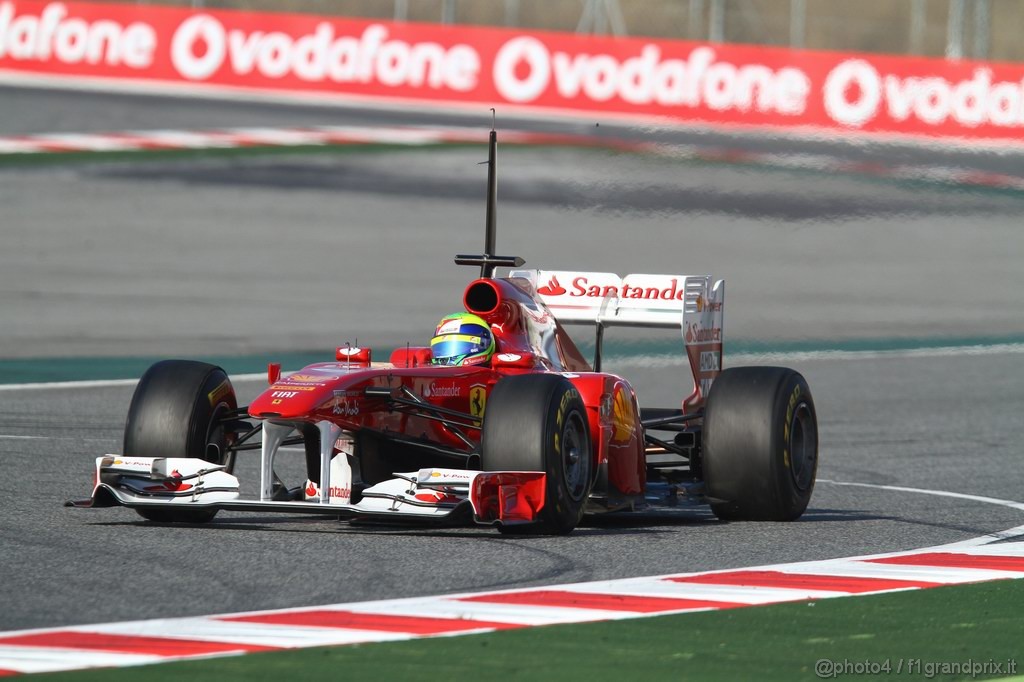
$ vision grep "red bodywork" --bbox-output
[247,277,646,498]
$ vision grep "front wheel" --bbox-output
[123,360,239,523]
[481,374,593,535]
[702,366,818,521]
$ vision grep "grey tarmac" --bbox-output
[0,350,1021,631]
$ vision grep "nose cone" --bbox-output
[249,385,325,418]
[248,364,372,419]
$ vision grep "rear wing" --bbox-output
[507,270,724,409]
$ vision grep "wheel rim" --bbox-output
[561,411,589,502]
[788,402,817,491]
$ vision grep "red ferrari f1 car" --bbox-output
[71,129,818,534]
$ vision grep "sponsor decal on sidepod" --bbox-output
[424,382,460,398]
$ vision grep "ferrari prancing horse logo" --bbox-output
[470,385,487,420]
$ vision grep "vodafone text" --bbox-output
[825,60,1024,129]
[171,18,479,88]
[0,2,154,67]
[3,1,1024,141]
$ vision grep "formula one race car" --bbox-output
[70,129,818,534]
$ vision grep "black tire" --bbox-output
[703,366,818,521]
[123,360,238,523]
[481,374,592,535]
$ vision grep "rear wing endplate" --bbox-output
[507,270,724,408]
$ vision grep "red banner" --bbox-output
[2,0,1024,145]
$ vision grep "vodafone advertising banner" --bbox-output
[2,0,1024,145]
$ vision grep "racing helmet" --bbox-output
[430,313,495,366]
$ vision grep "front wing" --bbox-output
[68,456,548,528]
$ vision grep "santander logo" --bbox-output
[537,275,566,296]
[685,322,722,344]
[539,274,692,302]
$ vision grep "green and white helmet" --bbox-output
[430,313,495,366]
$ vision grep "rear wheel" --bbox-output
[123,360,238,523]
[703,366,818,521]
[481,374,592,535]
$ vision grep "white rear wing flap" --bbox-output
[508,270,724,408]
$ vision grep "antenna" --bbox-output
[454,110,525,279]
[483,111,497,272]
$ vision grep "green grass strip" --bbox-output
[3,334,1024,384]
[29,578,1024,681]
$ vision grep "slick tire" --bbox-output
[481,374,592,535]
[703,366,818,521]
[123,360,238,523]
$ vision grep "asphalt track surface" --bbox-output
[4,85,1024,358]
[0,84,1022,632]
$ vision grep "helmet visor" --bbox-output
[431,335,487,363]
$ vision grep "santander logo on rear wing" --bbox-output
[508,270,723,329]
[508,270,724,407]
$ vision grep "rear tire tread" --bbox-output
[702,366,818,522]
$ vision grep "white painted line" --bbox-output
[947,544,1024,557]
[562,580,819,604]
[342,599,628,625]
[0,140,40,153]
[0,373,268,392]
[90,619,410,648]
[224,128,329,145]
[615,342,1024,368]
[820,480,1024,514]
[0,378,140,391]
[776,560,1021,584]
[0,646,161,674]
[26,133,137,151]
[316,125,449,144]
[136,130,237,148]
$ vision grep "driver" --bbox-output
[429,312,496,366]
